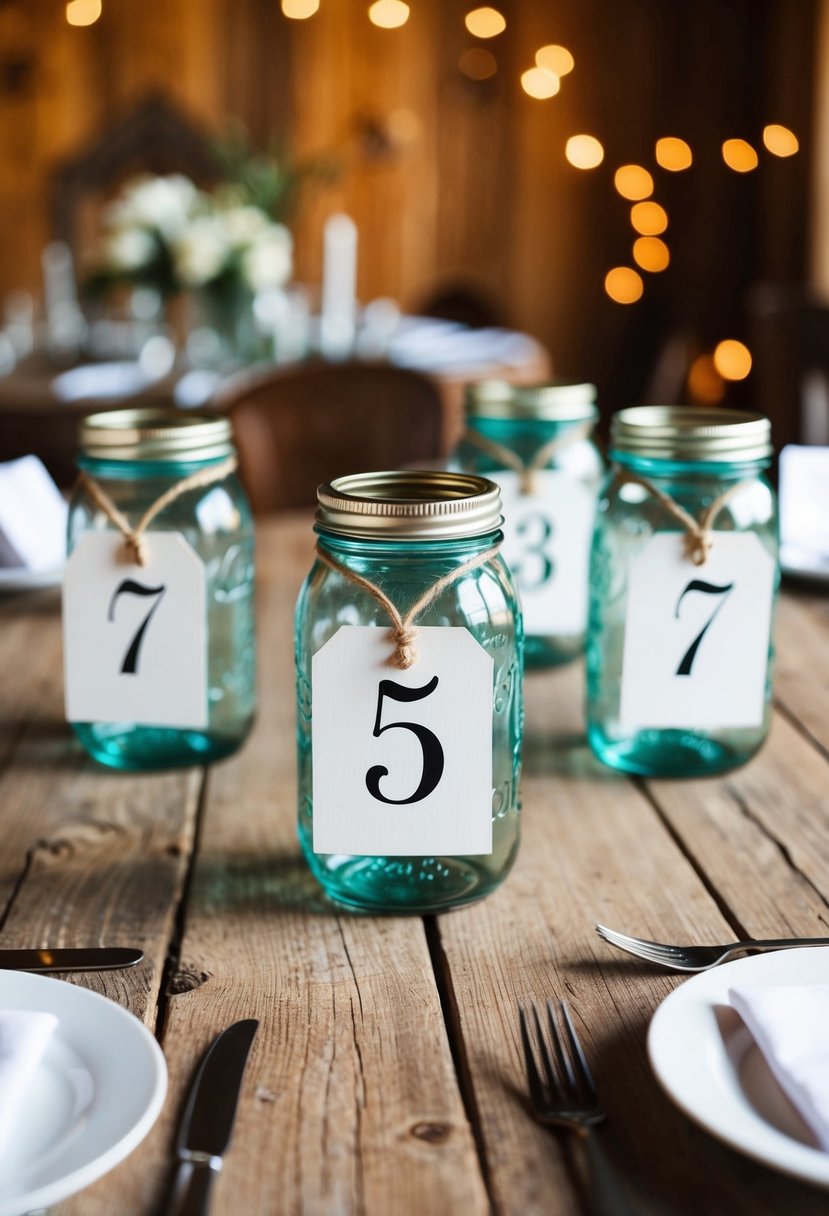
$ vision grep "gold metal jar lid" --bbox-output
[79,409,234,462]
[316,470,503,540]
[464,379,598,422]
[610,406,772,463]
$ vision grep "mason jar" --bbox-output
[66,409,256,770]
[453,380,602,667]
[295,470,523,913]
[587,406,778,777]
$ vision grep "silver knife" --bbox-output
[0,946,143,971]
[168,1018,259,1216]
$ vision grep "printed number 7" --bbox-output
[674,579,734,676]
[365,676,445,804]
[108,579,166,675]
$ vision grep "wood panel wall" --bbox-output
[0,0,818,412]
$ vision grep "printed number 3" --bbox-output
[108,579,166,674]
[674,579,734,676]
[365,676,445,804]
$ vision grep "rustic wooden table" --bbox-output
[1,513,828,1215]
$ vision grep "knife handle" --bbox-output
[167,1153,222,1216]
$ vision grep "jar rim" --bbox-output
[465,379,598,422]
[316,470,503,540]
[79,408,234,462]
[610,405,772,463]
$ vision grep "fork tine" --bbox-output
[545,999,579,1096]
[559,1000,597,1101]
[596,924,682,955]
[531,1003,562,1095]
[518,1004,546,1109]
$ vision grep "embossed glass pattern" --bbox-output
[295,476,523,913]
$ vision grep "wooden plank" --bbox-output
[153,515,490,1216]
[436,661,829,1215]
[774,590,829,756]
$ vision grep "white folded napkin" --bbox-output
[0,455,67,572]
[730,984,829,1150]
[0,1010,58,1158]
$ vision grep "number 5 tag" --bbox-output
[63,531,207,728]
[619,532,775,730]
[312,626,494,856]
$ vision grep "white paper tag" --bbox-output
[63,531,208,728]
[312,625,494,856]
[619,532,775,730]
[498,470,595,635]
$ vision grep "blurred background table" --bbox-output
[1,513,828,1215]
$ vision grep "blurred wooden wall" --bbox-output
[0,0,818,409]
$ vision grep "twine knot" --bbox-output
[390,624,418,669]
[124,533,148,567]
[518,469,537,496]
[686,530,714,566]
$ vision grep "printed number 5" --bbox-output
[674,579,734,676]
[108,579,166,675]
[365,676,445,804]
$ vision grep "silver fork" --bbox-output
[519,1000,637,1216]
[596,923,829,971]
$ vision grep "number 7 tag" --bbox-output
[619,532,775,730]
[63,531,207,728]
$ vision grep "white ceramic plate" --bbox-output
[0,971,167,1216]
[648,948,829,1187]
[0,567,63,593]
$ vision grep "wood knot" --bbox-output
[168,968,211,995]
[410,1122,451,1144]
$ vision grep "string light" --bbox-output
[633,237,670,272]
[535,45,574,76]
[368,0,410,29]
[714,339,752,380]
[655,137,692,171]
[465,7,506,38]
[565,135,604,169]
[520,68,559,100]
[630,201,668,235]
[722,139,758,172]
[614,165,654,201]
[459,48,497,80]
[605,267,644,304]
[66,0,101,26]
[282,0,319,15]
[763,124,799,157]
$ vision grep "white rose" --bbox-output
[220,206,270,248]
[172,217,228,287]
[241,225,293,292]
[104,227,156,272]
[119,175,202,240]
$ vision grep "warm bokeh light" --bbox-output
[688,355,726,405]
[722,139,758,172]
[655,137,693,171]
[605,267,644,304]
[465,7,506,38]
[633,236,670,272]
[763,124,799,157]
[614,165,654,200]
[459,48,498,80]
[631,201,668,235]
[565,135,604,169]
[368,0,410,29]
[66,0,101,26]
[520,67,559,100]
[535,45,574,76]
[282,0,319,16]
[714,339,752,380]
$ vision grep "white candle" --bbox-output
[320,213,357,360]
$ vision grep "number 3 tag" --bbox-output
[619,533,775,730]
[312,626,494,856]
[63,531,207,728]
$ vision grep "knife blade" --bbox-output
[168,1018,259,1216]
[0,946,143,971]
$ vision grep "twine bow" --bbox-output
[619,472,753,566]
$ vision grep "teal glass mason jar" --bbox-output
[453,380,603,667]
[587,406,778,777]
[295,470,523,913]
[67,409,256,770]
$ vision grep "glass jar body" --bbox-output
[67,455,256,770]
[453,416,603,667]
[295,530,523,913]
[586,454,778,777]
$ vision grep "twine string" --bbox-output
[619,472,754,565]
[75,456,238,567]
[315,542,501,669]
[461,421,592,495]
